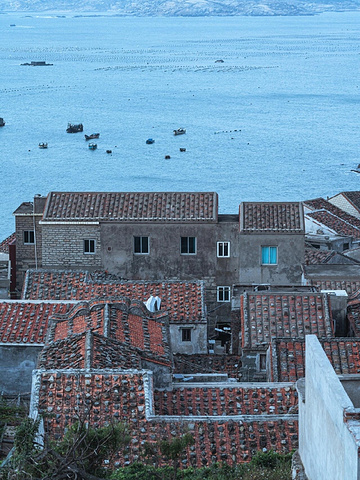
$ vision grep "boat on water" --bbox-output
[66,123,83,133]
[21,61,53,66]
[39,142,48,149]
[174,128,186,136]
[146,138,155,144]
[180,148,186,152]
[0,118,5,127]
[85,133,100,140]
[88,143,97,150]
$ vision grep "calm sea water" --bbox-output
[0,12,359,237]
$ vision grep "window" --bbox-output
[261,246,278,265]
[217,241,230,257]
[134,236,149,254]
[23,230,35,244]
[181,236,196,255]
[84,239,96,254]
[181,328,192,342]
[217,286,231,302]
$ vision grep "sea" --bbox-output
[0,11,359,237]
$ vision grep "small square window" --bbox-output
[181,236,196,255]
[23,231,35,244]
[217,286,231,302]
[217,241,230,257]
[134,236,149,254]
[261,246,277,265]
[181,328,192,342]
[84,239,96,254]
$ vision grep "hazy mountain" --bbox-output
[1,0,360,16]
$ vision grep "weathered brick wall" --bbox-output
[173,354,242,377]
[41,224,102,268]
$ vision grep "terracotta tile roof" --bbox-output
[304,197,360,228]
[240,202,304,233]
[42,192,218,222]
[0,301,71,344]
[241,292,333,349]
[0,233,16,253]
[154,385,298,416]
[306,210,360,239]
[22,270,206,324]
[45,299,171,366]
[311,280,360,295]
[304,247,336,265]
[174,354,242,378]
[270,338,360,382]
[38,331,143,370]
[32,369,298,466]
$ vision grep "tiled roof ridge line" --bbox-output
[308,208,360,232]
[323,294,334,337]
[270,341,278,382]
[22,269,31,298]
[242,292,248,348]
[146,414,299,423]
[85,330,93,370]
[103,303,110,337]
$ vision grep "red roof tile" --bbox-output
[42,192,218,222]
[312,280,360,295]
[304,247,337,265]
[241,292,333,349]
[0,301,71,344]
[174,354,242,378]
[32,370,298,467]
[240,202,304,233]
[45,299,172,366]
[270,338,360,382]
[306,210,360,239]
[0,233,15,253]
[305,197,360,229]
[22,270,206,324]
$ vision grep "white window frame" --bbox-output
[23,230,35,245]
[261,246,278,265]
[84,238,96,254]
[134,236,149,254]
[217,241,230,257]
[180,236,196,255]
[217,286,231,303]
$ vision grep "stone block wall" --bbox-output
[41,224,102,268]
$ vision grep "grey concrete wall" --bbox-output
[100,221,239,283]
[298,335,359,480]
[41,224,102,268]
[169,323,208,354]
[239,233,304,284]
[0,345,43,394]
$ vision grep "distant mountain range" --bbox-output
[1,0,360,16]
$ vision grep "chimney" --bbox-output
[33,194,47,214]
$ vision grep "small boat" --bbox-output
[180,148,186,152]
[88,143,97,150]
[173,128,186,136]
[165,155,171,159]
[66,123,83,133]
[85,133,100,140]
[39,142,48,149]
[146,138,155,144]
[106,150,112,154]
[0,118,5,127]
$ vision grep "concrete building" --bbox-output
[298,335,360,480]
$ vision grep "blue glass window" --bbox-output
[261,246,277,265]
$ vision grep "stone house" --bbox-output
[13,191,306,330]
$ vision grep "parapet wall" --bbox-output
[298,335,360,480]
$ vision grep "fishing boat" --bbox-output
[66,123,83,133]
[180,148,186,152]
[85,133,100,140]
[0,118,5,127]
[173,128,186,136]
[39,142,48,149]
[146,138,155,144]
[88,143,97,150]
